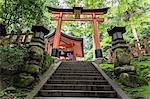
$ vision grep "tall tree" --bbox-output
[0,0,46,33]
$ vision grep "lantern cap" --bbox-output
[31,25,49,35]
[108,26,126,36]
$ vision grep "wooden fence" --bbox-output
[1,33,149,58]
[128,38,150,57]
[0,33,34,47]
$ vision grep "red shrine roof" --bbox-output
[47,6,109,14]
[45,32,84,57]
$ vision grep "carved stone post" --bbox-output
[13,26,49,87]
[108,27,137,87]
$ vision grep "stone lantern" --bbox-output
[108,27,127,47]
[108,26,137,87]
[108,27,126,41]
[30,25,49,49]
[31,25,49,40]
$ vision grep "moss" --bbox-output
[113,48,131,66]
[28,46,44,56]
[13,73,34,88]
[121,85,150,99]
[24,64,41,74]
[99,56,150,98]
[131,56,150,85]
[99,63,114,72]
[41,53,53,73]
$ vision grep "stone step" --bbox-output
[57,69,96,71]
[37,90,118,98]
[42,84,112,91]
[55,70,99,73]
[58,65,94,67]
[50,75,105,80]
[53,73,101,76]
[34,97,119,99]
[57,68,96,70]
[47,80,109,85]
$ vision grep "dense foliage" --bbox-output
[100,56,150,98]
[0,0,149,59]
[0,46,28,73]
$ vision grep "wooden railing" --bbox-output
[128,38,150,57]
[0,33,34,47]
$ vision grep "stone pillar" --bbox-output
[108,27,137,87]
[25,25,49,73]
[13,26,49,88]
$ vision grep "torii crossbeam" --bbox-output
[48,6,109,58]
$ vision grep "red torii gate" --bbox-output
[48,7,109,58]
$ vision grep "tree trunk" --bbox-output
[131,26,141,52]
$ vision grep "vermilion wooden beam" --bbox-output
[51,11,104,15]
[51,17,104,22]
[92,13,101,49]
[59,43,73,48]
[53,12,63,48]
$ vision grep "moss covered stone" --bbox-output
[114,65,135,76]
[13,73,34,88]
[24,64,41,74]
[28,46,44,57]
[119,73,138,87]
[113,48,131,67]
[41,53,53,73]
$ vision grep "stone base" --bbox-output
[93,58,105,64]
[95,49,103,58]
[119,73,138,87]
[51,48,59,57]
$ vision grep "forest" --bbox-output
[0,0,149,59]
[0,0,150,99]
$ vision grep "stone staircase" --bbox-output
[34,62,129,99]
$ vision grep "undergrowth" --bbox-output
[99,56,150,98]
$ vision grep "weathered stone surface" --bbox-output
[114,65,136,75]
[94,58,105,64]
[26,60,41,65]
[119,73,138,87]
[13,73,34,87]
[113,48,131,67]
[29,42,45,49]
[41,53,53,73]
[28,46,44,56]
[4,87,16,93]
[24,64,41,74]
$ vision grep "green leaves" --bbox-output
[0,0,47,33]
[0,46,28,72]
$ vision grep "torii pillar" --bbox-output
[48,6,109,58]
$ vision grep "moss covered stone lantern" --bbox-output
[108,26,137,87]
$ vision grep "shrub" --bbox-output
[0,46,28,74]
